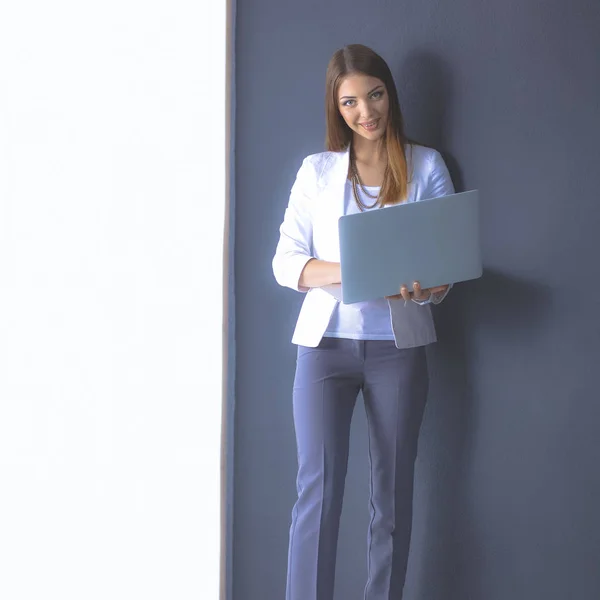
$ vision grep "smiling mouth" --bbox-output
[360,119,380,130]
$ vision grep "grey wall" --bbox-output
[233,1,600,599]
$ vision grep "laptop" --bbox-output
[337,189,482,304]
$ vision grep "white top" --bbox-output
[324,182,395,340]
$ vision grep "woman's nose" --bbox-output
[359,101,375,119]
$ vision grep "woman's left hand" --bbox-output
[385,281,449,302]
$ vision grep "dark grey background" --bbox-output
[232,1,600,598]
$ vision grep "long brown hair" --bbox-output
[325,44,412,205]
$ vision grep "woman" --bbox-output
[272,44,455,600]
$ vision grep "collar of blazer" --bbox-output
[306,148,351,263]
[315,147,351,225]
[317,146,350,189]
[316,141,416,206]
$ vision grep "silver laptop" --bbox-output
[338,189,482,304]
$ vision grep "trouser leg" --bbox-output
[362,342,429,600]
[286,339,362,600]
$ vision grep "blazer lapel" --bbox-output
[323,147,350,215]
[316,148,349,261]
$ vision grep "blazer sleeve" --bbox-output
[426,149,455,199]
[272,156,317,293]
[416,149,456,305]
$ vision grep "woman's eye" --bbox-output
[342,100,355,107]
[371,91,383,99]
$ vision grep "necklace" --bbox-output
[349,149,381,212]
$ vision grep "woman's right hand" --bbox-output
[386,281,448,302]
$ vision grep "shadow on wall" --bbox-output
[397,48,465,193]
[416,271,551,599]
[395,49,554,600]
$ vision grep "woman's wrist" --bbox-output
[298,259,341,288]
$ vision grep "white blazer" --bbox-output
[272,144,455,349]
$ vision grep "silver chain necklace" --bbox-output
[349,149,381,212]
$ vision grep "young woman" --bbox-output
[272,44,455,600]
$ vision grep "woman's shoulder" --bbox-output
[301,150,345,170]
[296,149,347,186]
[406,142,447,180]
[406,142,442,165]
[406,143,454,196]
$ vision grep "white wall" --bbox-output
[0,2,227,598]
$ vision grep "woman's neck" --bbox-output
[352,135,387,167]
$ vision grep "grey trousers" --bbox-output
[286,338,429,600]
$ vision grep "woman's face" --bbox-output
[337,73,389,142]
